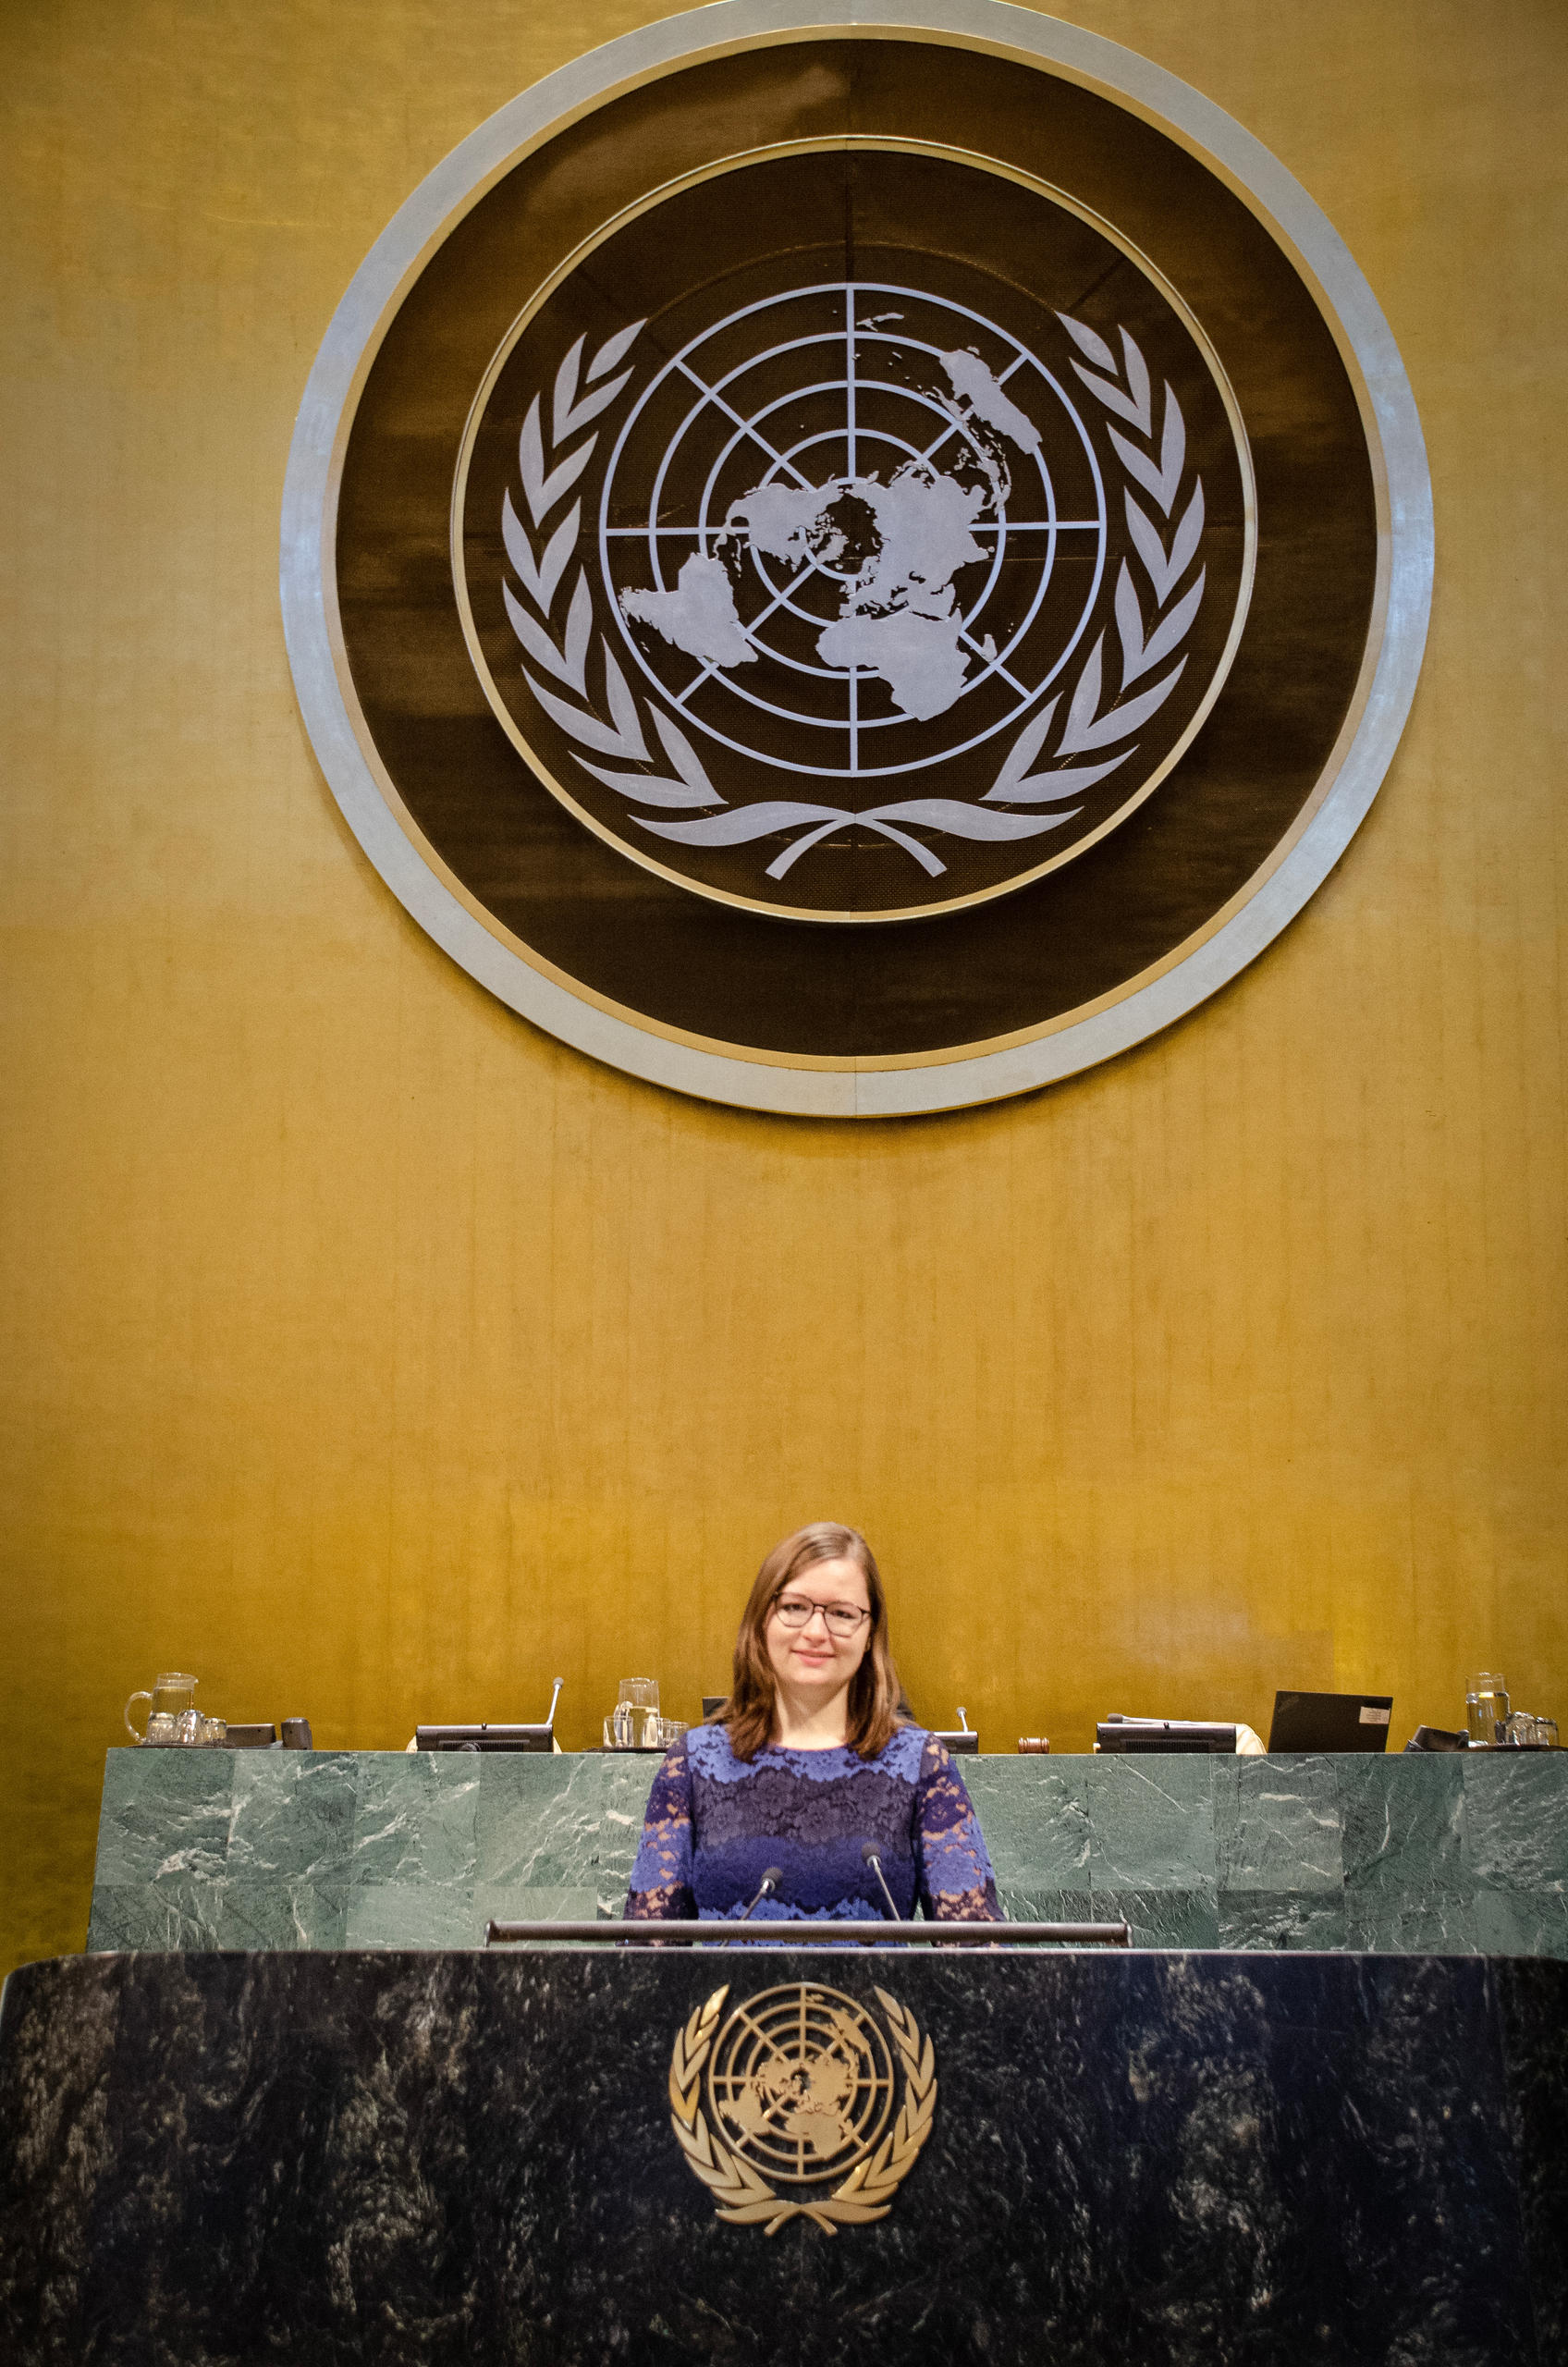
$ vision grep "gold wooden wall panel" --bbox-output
[2,0,1564,1975]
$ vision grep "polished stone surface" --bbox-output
[86,1748,1568,1955]
[1,1947,1563,2364]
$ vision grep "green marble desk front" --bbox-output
[84,1748,1568,1956]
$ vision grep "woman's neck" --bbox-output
[770,1681,851,1750]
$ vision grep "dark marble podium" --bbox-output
[2,1944,1564,2365]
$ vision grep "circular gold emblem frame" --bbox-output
[281,0,1431,1118]
[668,1981,937,2233]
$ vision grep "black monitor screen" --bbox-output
[1268,1692,1392,1752]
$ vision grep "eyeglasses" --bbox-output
[771,1596,870,1638]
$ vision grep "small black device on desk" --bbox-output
[1096,1717,1237,1755]
[932,1706,979,1755]
[214,1720,314,1749]
[704,1694,979,1749]
[1268,1690,1392,1752]
[418,1679,563,1754]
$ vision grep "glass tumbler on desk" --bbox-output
[1466,1673,1510,1748]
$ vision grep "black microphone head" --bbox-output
[861,1840,881,1865]
[761,1866,782,1887]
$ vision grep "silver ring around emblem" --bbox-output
[281,0,1431,1116]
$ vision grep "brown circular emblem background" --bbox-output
[450,143,1255,924]
[289,9,1426,1110]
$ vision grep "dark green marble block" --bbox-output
[85,1747,1568,1956]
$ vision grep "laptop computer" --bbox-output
[1268,1690,1392,1752]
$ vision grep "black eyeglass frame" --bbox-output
[768,1595,872,1637]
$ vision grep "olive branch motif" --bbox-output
[991,311,1208,812]
[668,1983,937,2236]
[501,313,1206,884]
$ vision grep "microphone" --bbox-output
[861,1840,902,1922]
[738,1867,783,1920]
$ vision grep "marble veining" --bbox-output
[1463,1755,1568,1893]
[1215,1753,1344,1891]
[84,1748,1568,1957]
[1,1949,1562,2365]
[351,1750,480,1887]
[1217,1888,1350,1951]
[1087,1752,1216,1890]
[1339,1754,1466,1892]
[964,1758,1092,1885]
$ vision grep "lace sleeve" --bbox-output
[623,1737,695,1920]
[913,1736,1003,1921]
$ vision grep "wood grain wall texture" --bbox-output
[1,0,1563,1979]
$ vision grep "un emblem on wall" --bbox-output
[453,149,1253,921]
[668,1982,936,2232]
[285,0,1430,1112]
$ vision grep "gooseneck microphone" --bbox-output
[739,1867,783,1920]
[861,1840,902,1922]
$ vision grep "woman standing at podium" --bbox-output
[624,1522,1001,1923]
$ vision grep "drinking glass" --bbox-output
[1539,1719,1560,1750]
[659,1718,688,1748]
[1468,1673,1510,1748]
[125,1673,199,1744]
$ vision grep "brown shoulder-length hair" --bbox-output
[722,1522,903,1762]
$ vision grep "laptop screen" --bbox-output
[1268,1691,1393,1752]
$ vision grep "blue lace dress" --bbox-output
[623,1723,1001,1922]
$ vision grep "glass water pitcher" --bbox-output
[1465,1673,1511,1748]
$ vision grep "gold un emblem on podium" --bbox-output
[668,1982,936,2233]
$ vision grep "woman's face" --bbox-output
[765,1555,873,1701]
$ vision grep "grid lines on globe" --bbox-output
[602,281,1105,774]
[704,1984,897,2185]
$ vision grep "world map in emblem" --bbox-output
[667,1981,937,2231]
[619,327,1045,726]
[454,146,1257,922]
